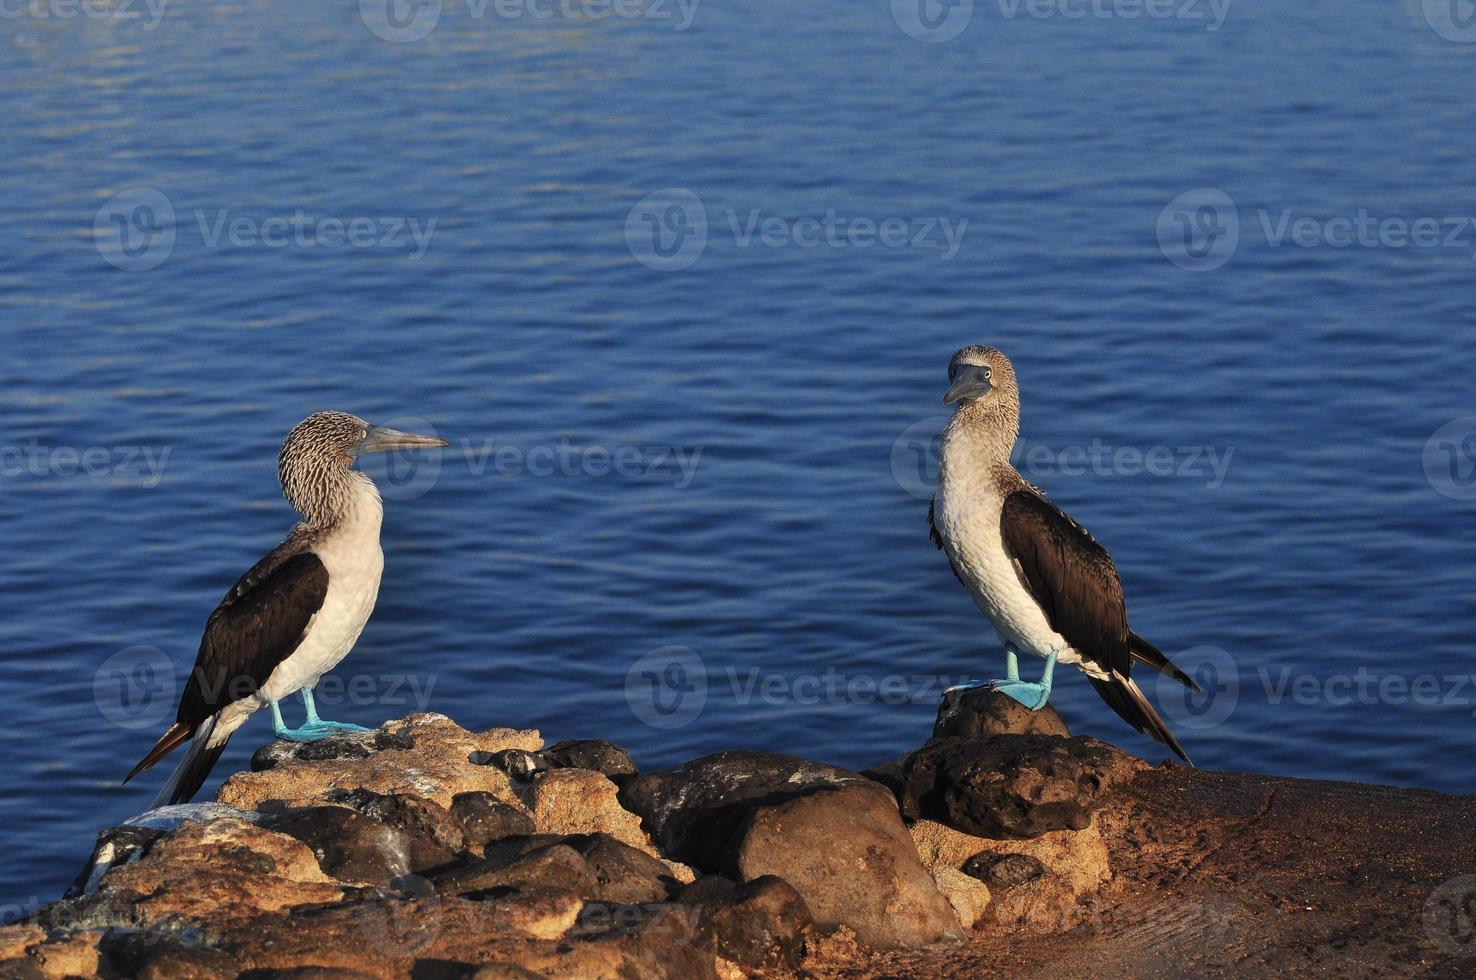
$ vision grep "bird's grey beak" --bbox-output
[943,366,992,405]
[351,424,448,457]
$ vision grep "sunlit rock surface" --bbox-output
[5,699,1474,978]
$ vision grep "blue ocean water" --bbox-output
[1,1,1474,911]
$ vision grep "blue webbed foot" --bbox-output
[270,695,371,743]
[273,719,371,743]
[944,650,1058,710]
[985,679,1052,711]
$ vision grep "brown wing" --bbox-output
[175,550,329,726]
[125,547,328,787]
[998,489,1129,676]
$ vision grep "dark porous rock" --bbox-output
[33,887,147,934]
[240,969,381,980]
[542,739,638,780]
[250,728,412,772]
[0,960,43,980]
[66,824,166,898]
[98,929,240,980]
[678,874,812,970]
[459,966,546,980]
[259,805,414,883]
[449,792,536,852]
[323,789,467,871]
[901,734,1140,839]
[562,833,681,904]
[557,902,721,979]
[616,751,878,871]
[473,748,550,782]
[470,741,637,785]
[735,782,962,948]
[476,834,569,868]
[860,753,910,801]
[963,851,1048,889]
[432,843,596,899]
[978,867,1081,932]
[934,686,1072,739]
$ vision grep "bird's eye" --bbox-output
[983,366,992,379]
[948,365,957,381]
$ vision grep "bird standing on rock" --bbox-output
[928,345,1197,762]
[125,412,448,806]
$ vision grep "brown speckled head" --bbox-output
[275,412,446,524]
[943,345,1022,452]
[277,412,372,523]
[945,345,1018,406]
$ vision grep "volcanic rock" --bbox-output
[734,782,962,948]
[900,734,1142,838]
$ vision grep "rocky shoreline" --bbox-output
[3,691,1473,978]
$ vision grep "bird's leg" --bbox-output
[299,687,371,736]
[270,689,371,743]
[270,700,292,738]
[301,688,322,725]
[986,649,1057,711]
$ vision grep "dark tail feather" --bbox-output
[151,717,228,807]
[1088,672,1193,765]
[1129,631,1201,694]
[125,721,191,785]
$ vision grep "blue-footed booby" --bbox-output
[125,412,448,805]
[929,346,1197,762]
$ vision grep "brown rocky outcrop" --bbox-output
[1,699,1471,978]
